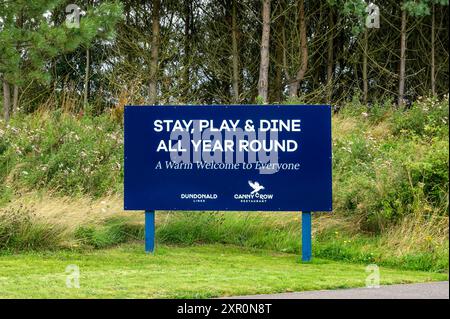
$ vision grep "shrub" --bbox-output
[74,217,143,248]
[407,140,449,208]
[332,96,448,232]
[0,112,123,197]
[391,97,449,138]
[0,206,66,251]
[157,212,301,253]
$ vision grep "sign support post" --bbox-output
[145,210,155,253]
[302,211,312,262]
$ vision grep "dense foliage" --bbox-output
[1,0,449,115]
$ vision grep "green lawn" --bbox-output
[0,243,447,298]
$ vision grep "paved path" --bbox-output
[226,281,449,299]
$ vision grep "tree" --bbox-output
[431,2,436,96]
[0,0,122,120]
[398,5,407,106]
[326,4,335,103]
[427,0,450,97]
[2,80,10,120]
[231,0,240,103]
[8,0,445,109]
[399,0,448,105]
[257,0,271,103]
[148,0,161,105]
[182,0,194,100]
[287,0,308,98]
[339,0,369,103]
[84,44,91,108]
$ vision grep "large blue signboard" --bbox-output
[124,105,332,212]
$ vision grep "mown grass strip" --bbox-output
[0,243,446,298]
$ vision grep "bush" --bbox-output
[157,211,301,253]
[0,112,123,198]
[74,217,143,248]
[407,140,449,208]
[332,96,449,231]
[391,97,449,138]
[0,206,66,251]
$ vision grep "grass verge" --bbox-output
[156,212,449,272]
[0,243,446,298]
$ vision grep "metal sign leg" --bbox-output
[145,210,155,253]
[302,211,312,262]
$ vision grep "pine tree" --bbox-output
[0,0,123,120]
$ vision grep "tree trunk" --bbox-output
[231,0,240,103]
[282,14,295,97]
[12,11,22,114]
[398,9,407,107]
[83,47,90,108]
[363,29,368,104]
[269,0,284,103]
[288,81,298,97]
[3,80,11,121]
[272,24,284,102]
[326,9,334,104]
[12,84,19,113]
[289,0,308,97]
[431,4,436,97]
[257,0,271,103]
[148,0,161,105]
[183,0,192,99]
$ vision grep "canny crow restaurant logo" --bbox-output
[233,180,274,203]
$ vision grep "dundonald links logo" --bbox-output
[233,180,273,203]
[180,193,218,203]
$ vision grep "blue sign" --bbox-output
[124,105,332,212]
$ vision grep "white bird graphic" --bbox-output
[248,180,264,194]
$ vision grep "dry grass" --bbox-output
[2,193,356,238]
[6,192,447,249]
[333,112,392,141]
[314,213,362,236]
[332,116,359,140]
[383,212,449,257]
[2,193,141,231]
[370,120,392,140]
